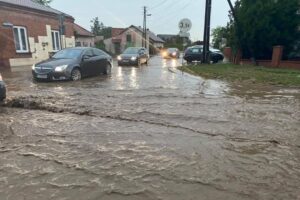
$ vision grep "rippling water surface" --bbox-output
[0,57,300,200]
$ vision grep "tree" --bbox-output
[231,0,300,59]
[33,0,53,5]
[90,17,112,39]
[211,26,229,49]
[90,17,102,36]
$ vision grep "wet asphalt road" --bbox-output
[0,56,300,200]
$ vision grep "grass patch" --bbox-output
[179,64,300,86]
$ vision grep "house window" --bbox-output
[127,34,132,42]
[75,41,82,47]
[51,30,61,51]
[13,26,29,53]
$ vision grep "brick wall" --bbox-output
[224,46,300,70]
[0,4,75,69]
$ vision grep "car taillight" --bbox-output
[0,74,3,81]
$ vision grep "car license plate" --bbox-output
[123,60,129,63]
[37,74,48,79]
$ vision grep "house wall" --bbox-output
[104,38,114,54]
[120,29,144,51]
[104,27,151,54]
[75,37,95,47]
[152,42,164,49]
[0,4,75,70]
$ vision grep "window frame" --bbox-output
[93,48,105,56]
[51,30,61,52]
[13,26,29,53]
[126,34,132,42]
[84,49,94,58]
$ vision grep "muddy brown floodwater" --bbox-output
[0,56,300,200]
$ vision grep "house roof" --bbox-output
[74,23,94,37]
[157,34,178,38]
[112,28,126,37]
[0,0,73,19]
[120,25,165,43]
[133,26,165,43]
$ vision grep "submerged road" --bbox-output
[0,56,300,200]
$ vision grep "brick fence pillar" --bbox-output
[223,47,232,63]
[271,46,283,67]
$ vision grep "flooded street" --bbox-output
[0,56,300,200]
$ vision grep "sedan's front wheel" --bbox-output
[104,63,112,75]
[71,68,82,81]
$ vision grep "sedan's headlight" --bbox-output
[131,56,137,61]
[32,64,35,70]
[55,65,68,72]
[117,56,122,61]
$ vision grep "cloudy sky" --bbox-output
[51,0,232,41]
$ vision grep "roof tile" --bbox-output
[0,0,73,18]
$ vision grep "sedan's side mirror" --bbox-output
[82,55,90,60]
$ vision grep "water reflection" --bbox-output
[171,59,177,68]
[129,67,138,89]
[115,67,125,90]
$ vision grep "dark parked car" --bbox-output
[161,48,180,59]
[183,45,224,64]
[118,47,149,66]
[0,73,6,101]
[32,47,113,81]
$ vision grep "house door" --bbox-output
[114,42,121,54]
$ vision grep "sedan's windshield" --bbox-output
[123,48,139,54]
[53,49,83,59]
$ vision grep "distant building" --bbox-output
[104,25,164,55]
[0,0,76,69]
[74,23,95,47]
[157,34,179,44]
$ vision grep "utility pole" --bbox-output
[142,6,151,49]
[202,0,212,64]
[143,6,147,48]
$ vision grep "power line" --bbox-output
[150,0,184,18]
[150,0,169,10]
[149,0,193,29]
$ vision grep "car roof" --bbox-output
[188,45,220,51]
[167,48,178,50]
[66,47,91,50]
[126,47,144,50]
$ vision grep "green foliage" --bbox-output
[179,64,300,86]
[33,0,52,5]
[231,0,300,59]
[90,17,112,39]
[95,41,114,56]
[164,35,191,51]
[211,26,230,49]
